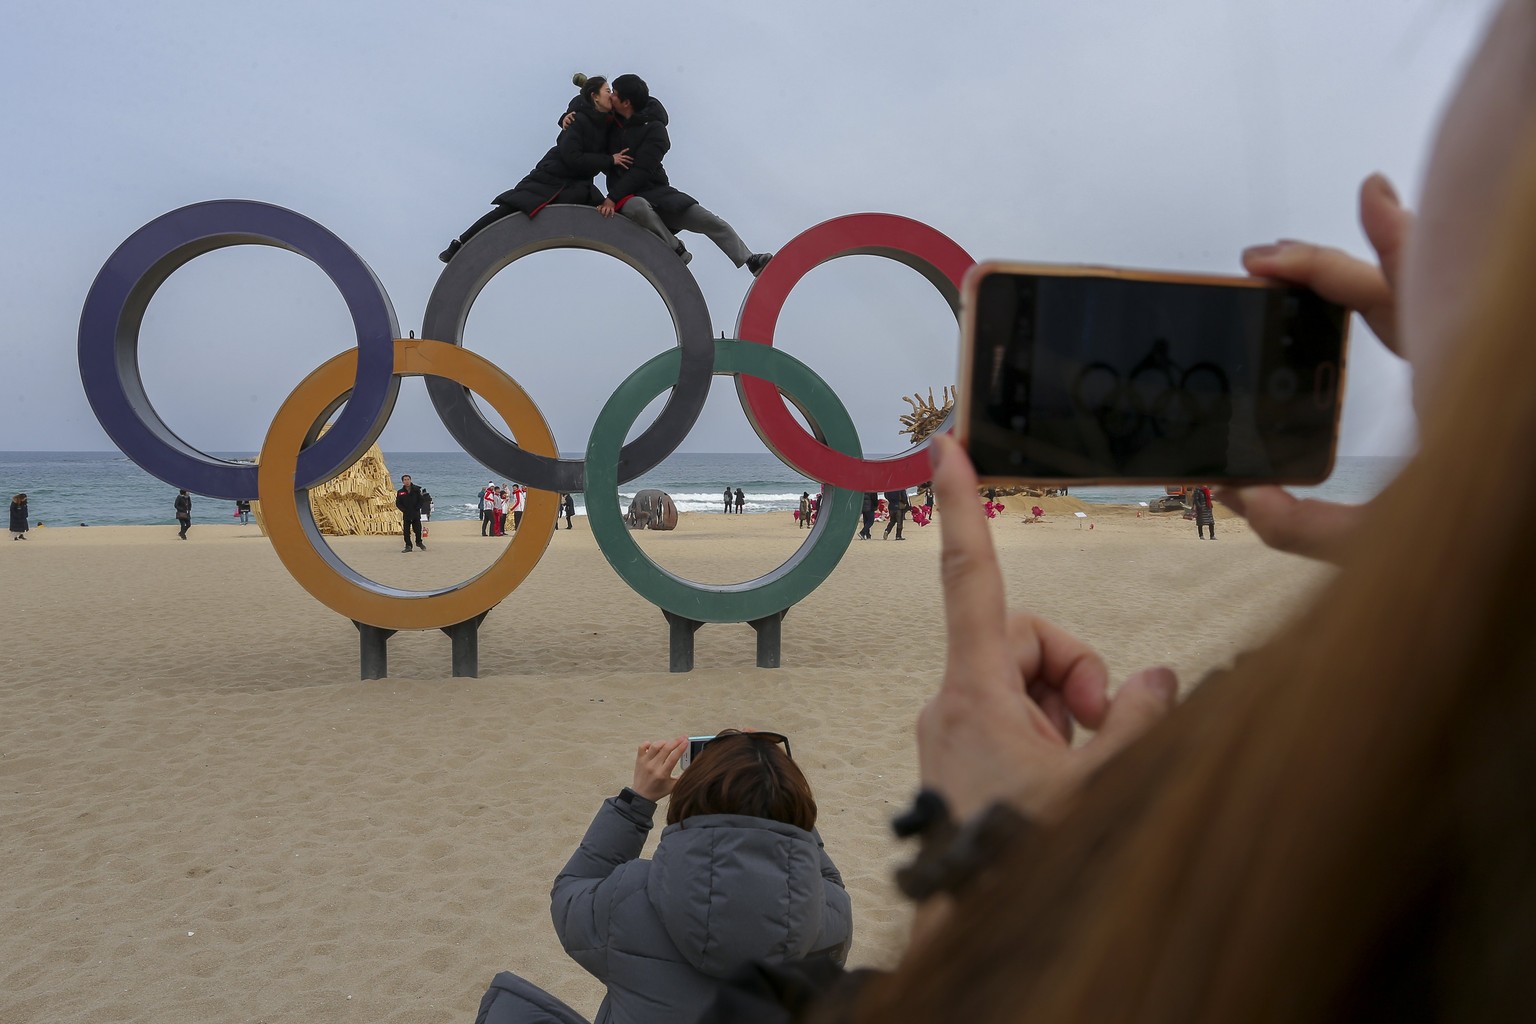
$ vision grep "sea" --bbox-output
[0,451,1406,528]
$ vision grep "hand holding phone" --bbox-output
[631,738,686,801]
[957,262,1350,485]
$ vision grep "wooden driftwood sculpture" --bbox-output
[897,385,1067,498]
[900,386,955,446]
[251,428,402,537]
[625,489,678,531]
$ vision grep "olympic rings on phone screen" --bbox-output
[257,340,557,631]
[420,204,714,494]
[78,200,400,500]
[585,340,860,623]
[734,213,976,492]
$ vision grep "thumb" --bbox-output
[1080,667,1178,770]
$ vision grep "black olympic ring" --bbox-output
[1072,358,1231,442]
[421,204,714,493]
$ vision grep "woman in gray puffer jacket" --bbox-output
[475,731,853,1024]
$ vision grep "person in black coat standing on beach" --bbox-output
[174,489,191,540]
[1192,484,1217,540]
[440,74,633,262]
[396,475,425,552]
[562,492,576,529]
[10,493,29,540]
[883,489,908,540]
[859,491,878,540]
[598,74,773,276]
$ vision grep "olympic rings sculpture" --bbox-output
[79,199,975,637]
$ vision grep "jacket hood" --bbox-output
[645,814,830,977]
[629,96,669,127]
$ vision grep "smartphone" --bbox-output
[679,736,715,771]
[956,261,1350,485]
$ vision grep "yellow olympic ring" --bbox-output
[257,339,559,630]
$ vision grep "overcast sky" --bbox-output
[0,0,1497,459]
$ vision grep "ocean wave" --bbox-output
[622,491,816,504]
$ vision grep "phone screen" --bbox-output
[963,268,1348,483]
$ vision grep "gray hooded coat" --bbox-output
[544,789,853,1024]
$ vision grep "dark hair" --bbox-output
[611,73,650,110]
[666,732,817,831]
[572,72,606,102]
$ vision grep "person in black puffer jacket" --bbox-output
[441,73,632,262]
[9,493,28,540]
[597,74,774,277]
[474,730,852,1024]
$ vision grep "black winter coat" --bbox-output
[605,98,697,216]
[493,96,615,215]
[10,499,27,533]
[396,484,424,517]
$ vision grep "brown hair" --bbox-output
[844,138,1536,1024]
[666,733,818,831]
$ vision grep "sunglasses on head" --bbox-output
[681,730,792,770]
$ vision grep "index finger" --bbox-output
[661,738,686,773]
[931,434,1013,690]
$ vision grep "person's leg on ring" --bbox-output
[619,197,683,252]
[665,205,752,266]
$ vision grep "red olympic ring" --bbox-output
[734,213,975,491]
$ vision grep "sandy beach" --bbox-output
[1,503,1329,1023]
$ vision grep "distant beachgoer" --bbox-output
[235,499,251,525]
[493,486,508,536]
[562,492,576,530]
[10,493,29,540]
[798,491,811,528]
[174,489,192,540]
[1193,483,1216,540]
[396,474,425,551]
[439,73,630,263]
[883,489,908,540]
[481,481,497,536]
[924,485,935,514]
[734,488,745,514]
[474,731,850,1023]
[724,487,734,514]
[859,492,877,540]
[511,484,526,531]
[809,493,820,527]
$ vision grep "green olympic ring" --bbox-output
[585,340,862,623]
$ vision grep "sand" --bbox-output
[0,504,1327,1023]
